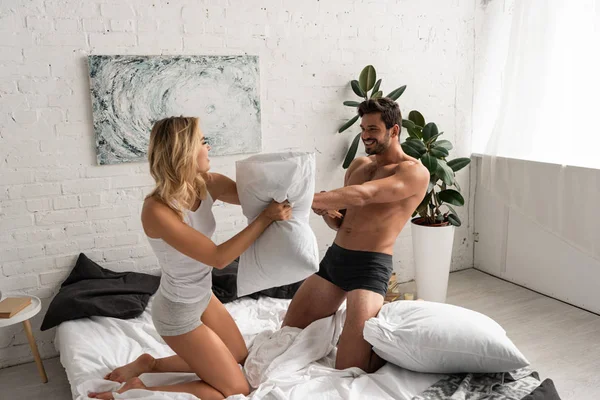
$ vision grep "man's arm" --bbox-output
[312,161,429,210]
[313,157,368,230]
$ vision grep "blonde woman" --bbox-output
[90,117,291,400]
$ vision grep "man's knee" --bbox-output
[335,330,372,370]
[365,349,387,373]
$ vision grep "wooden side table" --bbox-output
[0,295,48,383]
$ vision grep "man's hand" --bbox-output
[312,191,343,218]
[312,208,343,219]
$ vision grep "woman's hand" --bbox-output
[261,200,292,222]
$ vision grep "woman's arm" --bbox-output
[207,172,240,205]
[143,199,290,269]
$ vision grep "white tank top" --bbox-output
[147,193,216,303]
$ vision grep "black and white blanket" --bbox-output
[414,368,561,400]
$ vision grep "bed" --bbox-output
[55,295,443,400]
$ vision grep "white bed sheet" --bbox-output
[55,296,441,400]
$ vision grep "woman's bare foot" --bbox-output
[104,354,156,383]
[89,377,147,399]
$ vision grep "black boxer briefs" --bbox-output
[316,243,393,297]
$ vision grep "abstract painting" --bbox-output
[88,55,262,165]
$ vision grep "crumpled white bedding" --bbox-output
[55,296,442,400]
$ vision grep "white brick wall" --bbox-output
[0,0,475,368]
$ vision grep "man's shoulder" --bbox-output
[395,160,429,182]
[395,159,423,171]
[348,156,374,173]
[351,156,374,167]
[344,157,373,184]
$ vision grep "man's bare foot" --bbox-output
[104,354,155,383]
[89,377,146,399]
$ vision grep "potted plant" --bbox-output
[400,112,470,302]
[338,65,471,302]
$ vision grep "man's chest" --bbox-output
[347,163,397,186]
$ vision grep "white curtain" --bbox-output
[477,0,600,262]
[480,0,600,169]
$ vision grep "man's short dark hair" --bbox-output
[357,97,402,130]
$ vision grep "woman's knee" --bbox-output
[220,378,250,397]
[236,347,249,365]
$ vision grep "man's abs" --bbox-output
[334,201,416,254]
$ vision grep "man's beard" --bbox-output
[365,131,391,155]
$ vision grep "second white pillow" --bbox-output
[363,300,529,374]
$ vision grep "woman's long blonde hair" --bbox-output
[147,116,207,220]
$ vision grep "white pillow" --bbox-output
[363,300,529,374]
[235,152,319,297]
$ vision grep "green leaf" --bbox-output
[415,193,430,216]
[401,142,422,159]
[359,65,377,93]
[403,122,418,138]
[338,115,359,133]
[427,179,435,194]
[421,153,438,173]
[438,189,464,206]
[351,80,366,98]
[453,179,461,192]
[447,157,471,172]
[371,91,383,99]
[402,119,416,130]
[411,126,423,139]
[432,140,453,151]
[343,133,362,169]
[448,213,461,227]
[429,147,449,158]
[408,110,425,127]
[372,78,382,94]
[422,122,439,142]
[343,101,361,107]
[445,204,459,216]
[386,85,407,100]
[403,139,426,153]
[426,132,443,145]
[435,159,455,186]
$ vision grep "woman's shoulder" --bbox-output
[143,195,167,212]
[142,196,176,235]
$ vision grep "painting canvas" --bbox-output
[88,55,262,165]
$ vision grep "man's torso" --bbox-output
[334,157,425,254]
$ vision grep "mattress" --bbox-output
[55,296,442,399]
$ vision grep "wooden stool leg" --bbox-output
[22,319,48,383]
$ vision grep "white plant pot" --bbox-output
[412,220,455,303]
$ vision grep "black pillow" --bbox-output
[522,379,562,400]
[41,253,160,331]
[212,258,303,304]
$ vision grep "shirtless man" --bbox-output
[282,97,430,373]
